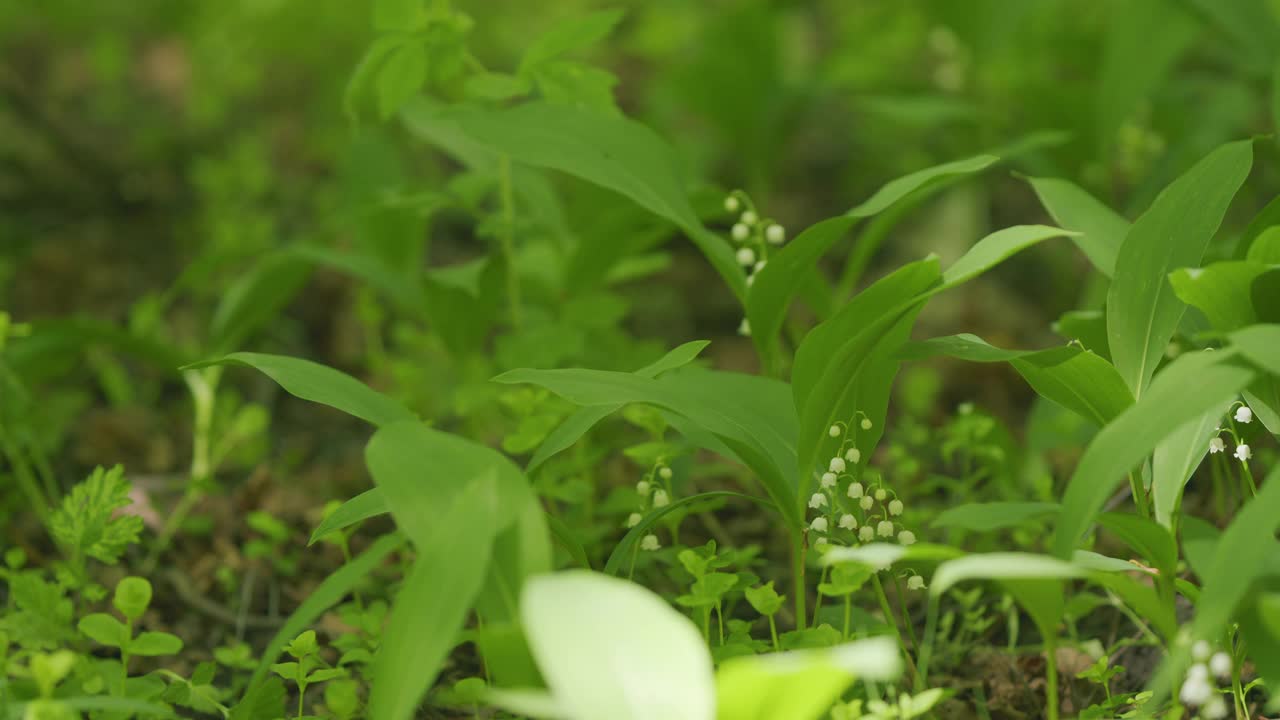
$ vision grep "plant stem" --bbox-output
[842,596,851,640]
[497,154,522,329]
[791,536,807,630]
[1045,634,1060,720]
[916,594,939,692]
[1127,471,1149,517]
[146,367,220,571]
[892,573,919,650]
[873,573,919,686]
[812,565,830,629]
[768,614,779,651]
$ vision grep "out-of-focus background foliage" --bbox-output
[3,0,1279,513]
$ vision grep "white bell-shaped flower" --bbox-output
[1203,696,1228,719]
[874,488,887,501]
[765,224,786,245]
[736,247,756,266]
[1209,652,1231,679]
[740,210,759,225]
[820,472,838,489]
[828,457,846,473]
[1235,405,1253,424]
[636,480,652,495]
[1209,437,1225,454]
[1235,443,1251,462]
[658,467,673,480]
[1179,675,1212,707]
[877,520,894,537]
[844,447,861,464]
[810,516,829,533]
[652,489,670,507]
[626,512,642,528]
[888,499,904,516]
[860,495,874,510]
[898,530,916,545]
[640,534,661,551]
[847,482,864,499]
[860,418,872,430]
[828,424,842,437]
[1192,641,1212,662]
[858,526,875,542]
[809,493,828,509]
[731,223,750,241]
[838,514,857,530]
[906,575,925,591]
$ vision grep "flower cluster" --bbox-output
[725,191,786,336]
[1178,640,1232,718]
[630,460,676,552]
[806,412,919,558]
[1208,402,1254,463]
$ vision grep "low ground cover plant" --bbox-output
[4,1,1280,719]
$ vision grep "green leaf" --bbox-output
[898,334,1132,426]
[1106,139,1253,396]
[286,630,318,659]
[1151,397,1234,527]
[345,37,404,125]
[744,583,784,617]
[229,677,285,720]
[129,632,183,657]
[1169,261,1268,331]
[1096,512,1177,579]
[271,662,299,682]
[246,533,405,691]
[931,502,1060,532]
[209,253,312,353]
[407,101,745,299]
[931,552,1087,596]
[48,465,143,566]
[191,352,415,427]
[1247,226,1280,263]
[715,638,902,720]
[369,475,501,720]
[747,155,996,369]
[1193,466,1280,641]
[112,577,152,622]
[309,489,386,545]
[526,340,710,472]
[77,614,128,649]
[820,543,962,572]
[1025,176,1127,277]
[792,259,940,509]
[464,72,531,101]
[497,367,800,527]
[941,225,1079,289]
[519,571,715,720]
[1054,309,1111,359]
[519,9,625,74]
[1052,348,1255,558]
[377,42,428,120]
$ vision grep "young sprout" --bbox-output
[765,223,786,245]
[1234,405,1253,423]
[640,534,661,551]
[1208,437,1225,454]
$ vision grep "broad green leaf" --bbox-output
[1151,397,1234,527]
[520,571,715,720]
[497,366,800,527]
[898,334,1132,426]
[247,533,405,692]
[190,352,415,428]
[1169,261,1269,331]
[602,492,777,575]
[1096,512,1176,579]
[747,155,996,369]
[526,341,710,472]
[1052,349,1255,558]
[345,37,403,125]
[77,614,128,648]
[209,253,312,354]
[715,638,902,720]
[820,543,961,572]
[308,489,386,546]
[792,259,940,507]
[1026,176,1128,276]
[931,502,1060,532]
[376,42,428,120]
[113,577,152,621]
[931,553,1087,596]
[129,632,183,656]
[1106,139,1253,397]
[519,9,625,74]
[1233,324,1280,372]
[940,225,1079,289]
[406,101,745,299]
[369,476,500,720]
[1193,466,1280,642]
[1241,202,1280,261]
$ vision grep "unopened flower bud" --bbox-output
[829,424,842,437]
[907,575,925,590]
[626,512,642,528]
[1209,652,1232,679]
[652,490,670,507]
[636,480,651,495]
[724,195,741,212]
[860,418,872,430]
[765,224,786,245]
[658,466,672,480]
[731,223,750,241]
[736,247,756,266]
[1209,437,1225,454]
[741,210,759,225]
[874,488,887,501]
